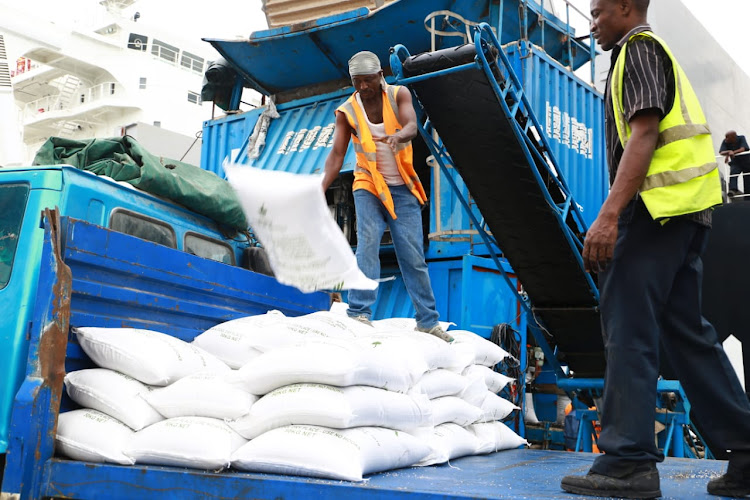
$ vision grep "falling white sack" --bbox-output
[225,165,377,293]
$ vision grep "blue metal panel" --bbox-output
[200,112,260,178]
[201,90,356,177]
[36,449,728,499]
[424,162,484,260]
[0,174,61,455]
[506,44,608,227]
[205,0,594,96]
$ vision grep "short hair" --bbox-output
[632,0,649,12]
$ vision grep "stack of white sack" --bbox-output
[58,313,527,480]
[193,310,527,478]
[196,311,435,479]
[58,327,250,470]
[404,328,527,466]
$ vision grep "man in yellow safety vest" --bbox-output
[561,0,750,498]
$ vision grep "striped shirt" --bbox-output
[605,25,712,226]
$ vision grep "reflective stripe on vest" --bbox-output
[611,31,722,220]
[336,84,427,219]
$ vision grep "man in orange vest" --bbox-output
[322,51,452,342]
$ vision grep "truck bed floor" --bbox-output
[44,449,724,499]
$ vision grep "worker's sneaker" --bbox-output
[708,462,750,497]
[349,315,373,327]
[560,463,661,499]
[416,324,454,343]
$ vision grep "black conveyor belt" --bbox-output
[403,44,604,376]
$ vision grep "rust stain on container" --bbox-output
[36,209,73,464]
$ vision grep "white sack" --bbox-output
[352,330,457,371]
[463,364,515,393]
[125,417,247,470]
[227,339,428,395]
[231,425,429,481]
[410,369,467,399]
[329,300,350,315]
[144,372,257,420]
[225,165,377,293]
[64,368,163,430]
[477,392,520,422]
[56,409,135,465]
[430,396,482,426]
[74,327,229,386]
[193,311,366,365]
[227,383,431,439]
[458,371,490,406]
[450,330,512,367]
[413,423,480,466]
[445,342,477,373]
[191,310,285,368]
[469,421,528,453]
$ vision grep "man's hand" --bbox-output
[582,213,618,273]
[373,135,399,151]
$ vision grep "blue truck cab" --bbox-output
[0,165,256,457]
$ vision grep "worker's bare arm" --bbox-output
[322,112,353,191]
[582,109,660,273]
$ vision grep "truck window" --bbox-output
[0,184,29,289]
[109,209,177,248]
[184,232,235,265]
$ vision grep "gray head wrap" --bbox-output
[348,51,387,91]
[348,51,382,76]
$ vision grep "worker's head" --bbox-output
[726,130,738,142]
[590,0,649,52]
[348,51,385,99]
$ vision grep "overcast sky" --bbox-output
[560,0,750,73]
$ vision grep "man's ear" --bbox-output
[620,0,634,17]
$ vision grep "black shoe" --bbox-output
[561,465,661,499]
[708,463,750,497]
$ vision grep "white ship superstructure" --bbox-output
[0,0,239,165]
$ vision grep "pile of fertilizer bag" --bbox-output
[58,311,528,481]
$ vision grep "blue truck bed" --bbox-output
[0,210,727,499]
[37,449,724,499]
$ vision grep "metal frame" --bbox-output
[556,378,714,458]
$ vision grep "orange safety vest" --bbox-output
[336,85,427,219]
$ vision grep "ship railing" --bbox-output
[719,151,750,200]
[23,81,125,120]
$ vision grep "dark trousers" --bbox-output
[590,199,750,478]
[729,162,750,192]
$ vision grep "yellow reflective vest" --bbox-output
[611,31,722,220]
[336,85,427,219]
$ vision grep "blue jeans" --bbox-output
[347,186,440,329]
[590,199,750,478]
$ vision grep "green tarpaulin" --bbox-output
[33,136,248,231]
